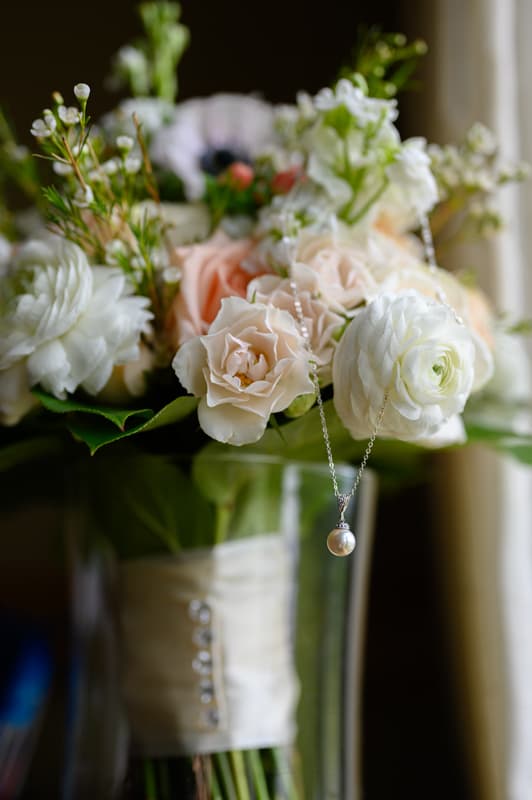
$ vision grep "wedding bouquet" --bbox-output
[0,4,530,798]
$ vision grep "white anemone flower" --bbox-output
[151,94,277,199]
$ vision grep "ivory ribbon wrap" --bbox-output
[119,534,299,756]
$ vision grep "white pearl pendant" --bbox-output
[327,524,356,557]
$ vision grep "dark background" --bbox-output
[0,1,469,797]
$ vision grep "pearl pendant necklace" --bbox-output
[287,267,388,558]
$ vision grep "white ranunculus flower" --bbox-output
[173,296,313,445]
[247,264,344,385]
[413,414,467,448]
[27,267,153,398]
[370,256,494,392]
[0,362,39,426]
[151,94,276,200]
[0,238,94,369]
[333,291,476,443]
[0,237,153,401]
[379,138,439,232]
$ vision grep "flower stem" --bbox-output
[229,750,251,800]
[214,752,238,800]
[272,748,300,800]
[246,750,271,800]
[157,759,171,800]
[214,505,232,545]
[143,758,158,800]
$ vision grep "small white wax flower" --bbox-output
[52,161,73,176]
[43,111,57,132]
[104,239,128,265]
[124,155,142,174]
[173,296,314,445]
[333,291,477,443]
[73,185,94,208]
[58,106,81,126]
[74,83,91,101]
[116,135,135,152]
[102,158,120,176]
[30,118,53,138]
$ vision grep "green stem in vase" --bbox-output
[143,758,158,800]
[245,749,271,800]
[210,761,224,800]
[157,759,171,800]
[229,750,251,800]
[272,748,300,800]
[214,504,232,545]
[214,752,238,800]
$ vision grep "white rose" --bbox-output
[173,296,313,445]
[333,291,476,442]
[0,362,39,426]
[247,264,344,385]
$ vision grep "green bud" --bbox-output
[284,393,316,419]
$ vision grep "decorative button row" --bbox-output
[188,599,219,729]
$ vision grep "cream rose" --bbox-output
[173,296,313,445]
[247,263,344,385]
[333,291,476,442]
[296,233,379,315]
[166,232,268,348]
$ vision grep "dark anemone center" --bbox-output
[199,146,251,176]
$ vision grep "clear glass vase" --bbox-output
[69,450,377,800]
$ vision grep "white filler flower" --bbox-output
[0,237,152,399]
[333,291,477,442]
[173,296,313,445]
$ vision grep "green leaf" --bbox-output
[32,389,198,454]
[88,450,214,558]
[32,388,153,430]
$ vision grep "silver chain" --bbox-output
[419,213,464,326]
[288,276,387,510]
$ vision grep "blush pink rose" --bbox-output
[166,231,269,347]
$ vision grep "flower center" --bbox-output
[199,146,251,177]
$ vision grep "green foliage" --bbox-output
[110,2,189,103]
[33,389,197,454]
[87,450,215,557]
[341,28,428,99]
